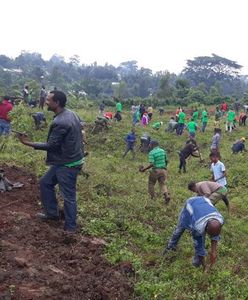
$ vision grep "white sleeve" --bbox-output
[221,162,226,172]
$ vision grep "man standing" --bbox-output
[187,119,197,138]
[116,100,122,113]
[39,86,47,109]
[0,96,13,135]
[139,140,170,203]
[188,181,229,211]
[226,108,235,132]
[123,129,136,159]
[192,109,199,123]
[210,152,227,188]
[17,91,83,232]
[164,196,224,270]
[176,109,186,135]
[210,128,221,155]
[201,109,208,132]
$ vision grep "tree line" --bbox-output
[0,51,248,106]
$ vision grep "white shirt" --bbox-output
[211,161,227,187]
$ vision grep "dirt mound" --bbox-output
[0,164,133,300]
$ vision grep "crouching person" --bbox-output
[188,181,229,211]
[163,196,224,270]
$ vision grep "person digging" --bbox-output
[139,140,170,204]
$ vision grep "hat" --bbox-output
[241,137,246,142]
[160,122,163,125]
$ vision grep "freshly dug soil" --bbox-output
[0,164,133,300]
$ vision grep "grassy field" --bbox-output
[1,104,248,299]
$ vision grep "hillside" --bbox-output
[1,105,248,299]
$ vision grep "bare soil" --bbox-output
[0,164,133,300]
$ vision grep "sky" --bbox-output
[1,0,248,74]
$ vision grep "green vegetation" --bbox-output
[0,52,248,106]
[2,104,248,299]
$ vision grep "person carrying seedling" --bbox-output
[123,129,136,159]
[188,181,229,211]
[231,137,246,154]
[163,196,224,271]
[139,140,170,204]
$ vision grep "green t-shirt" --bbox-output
[148,147,167,169]
[187,121,197,133]
[201,110,208,123]
[64,158,84,167]
[152,122,161,129]
[227,110,235,122]
[178,112,186,124]
[116,102,122,112]
[192,111,199,122]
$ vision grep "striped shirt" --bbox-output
[148,146,167,169]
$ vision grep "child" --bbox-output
[123,129,136,159]
[141,113,149,127]
[210,128,221,155]
[210,152,227,187]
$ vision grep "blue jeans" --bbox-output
[201,122,207,132]
[40,165,81,231]
[176,123,184,135]
[168,211,207,257]
[0,119,11,135]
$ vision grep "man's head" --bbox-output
[241,137,245,143]
[205,219,222,237]
[3,96,10,102]
[46,90,67,112]
[42,85,45,89]
[209,152,219,163]
[170,116,175,120]
[214,128,221,134]
[188,181,197,192]
[149,140,159,150]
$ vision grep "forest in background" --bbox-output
[0,51,248,107]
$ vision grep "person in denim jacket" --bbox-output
[163,196,224,270]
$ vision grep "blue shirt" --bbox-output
[179,196,224,239]
[125,132,136,145]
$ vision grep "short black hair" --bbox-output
[50,90,67,108]
[188,181,196,191]
[3,96,10,101]
[150,140,159,147]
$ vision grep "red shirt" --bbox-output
[0,100,13,122]
[104,112,113,119]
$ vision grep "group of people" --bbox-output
[1,91,248,272]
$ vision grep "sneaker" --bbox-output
[36,212,60,221]
[192,255,202,267]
